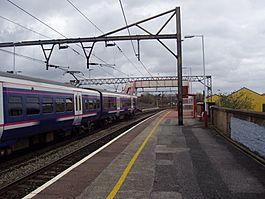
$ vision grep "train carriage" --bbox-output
[0,72,101,154]
[0,81,4,149]
[80,91,101,130]
[101,91,137,121]
[101,91,119,122]
[0,72,137,156]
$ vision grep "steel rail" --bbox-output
[0,111,159,198]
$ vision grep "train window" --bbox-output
[108,97,116,108]
[93,99,97,109]
[75,95,78,111]
[8,96,23,116]
[133,98,136,107]
[96,99,100,109]
[88,100,94,109]
[78,96,81,111]
[26,97,40,115]
[66,97,73,112]
[113,98,117,108]
[103,97,109,109]
[121,98,130,107]
[55,98,65,112]
[82,98,87,111]
[42,97,53,113]
[84,99,88,110]
[108,98,112,108]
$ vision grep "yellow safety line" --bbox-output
[106,111,170,199]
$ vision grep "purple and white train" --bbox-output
[0,72,137,155]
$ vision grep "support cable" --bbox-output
[0,49,72,75]
[66,0,144,76]
[118,0,154,78]
[91,53,124,77]
[0,15,90,74]
[66,0,104,35]
[6,0,83,58]
[97,66,117,78]
[6,0,67,39]
[0,23,116,79]
[0,46,116,82]
[0,15,49,39]
[116,45,144,76]
[0,49,77,78]
[6,0,115,74]
[118,0,137,57]
[0,48,45,64]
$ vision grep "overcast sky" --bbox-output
[0,0,265,94]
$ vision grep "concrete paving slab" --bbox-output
[32,111,265,199]
[150,191,182,199]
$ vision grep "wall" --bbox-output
[210,106,265,158]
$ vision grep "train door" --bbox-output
[131,96,134,109]
[0,83,3,139]
[73,92,83,125]
[117,97,121,111]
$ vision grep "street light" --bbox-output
[184,34,206,112]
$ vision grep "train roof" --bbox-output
[0,71,136,97]
[81,87,136,97]
[0,71,101,95]
[101,90,137,97]
[0,71,76,88]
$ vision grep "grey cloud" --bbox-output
[0,0,264,94]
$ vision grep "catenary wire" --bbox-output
[66,0,104,35]
[0,48,45,64]
[0,15,49,39]
[6,0,85,59]
[118,0,137,56]
[0,18,114,78]
[6,0,117,78]
[118,0,154,78]
[66,0,144,76]
[0,16,80,75]
[0,48,101,80]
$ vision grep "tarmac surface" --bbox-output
[29,110,265,199]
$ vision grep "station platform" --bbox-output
[25,110,265,199]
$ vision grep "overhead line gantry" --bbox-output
[0,7,184,125]
[72,75,213,97]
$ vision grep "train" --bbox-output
[0,71,137,156]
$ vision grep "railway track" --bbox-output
[0,111,159,199]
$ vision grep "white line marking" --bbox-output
[57,113,97,122]
[56,116,75,122]
[22,111,162,199]
[82,113,97,117]
[108,110,119,113]
[4,122,39,130]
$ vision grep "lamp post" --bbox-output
[184,35,206,112]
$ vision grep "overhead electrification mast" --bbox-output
[0,7,184,125]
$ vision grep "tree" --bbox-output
[138,92,156,108]
[218,92,253,110]
[196,93,204,102]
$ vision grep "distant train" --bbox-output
[0,72,137,156]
